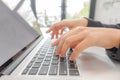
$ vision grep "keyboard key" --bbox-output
[59,62,67,75]
[68,60,76,64]
[31,57,36,62]
[67,49,72,55]
[32,62,41,68]
[39,66,49,75]
[22,68,29,74]
[46,54,52,57]
[68,60,77,69]
[47,52,53,54]
[36,58,43,63]
[42,61,50,66]
[52,60,58,65]
[41,48,48,51]
[27,62,33,68]
[60,57,66,62]
[36,51,40,55]
[48,49,53,53]
[45,56,51,61]
[38,55,44,59]
[53,55,59,60]
[69,64,78,69]
[23,38,81,76]
[49,65,58,75]
[41,50,46,53]
[50,47,54,50]
[34,54,39,58]
[69,70,79,76]
[28,68,39,75]
[40,52,46,56]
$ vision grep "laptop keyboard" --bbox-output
[22,38,80,76]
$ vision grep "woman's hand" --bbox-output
[46,18,88,39]
[52,27,120,61]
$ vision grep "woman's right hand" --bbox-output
[46,18,88,39]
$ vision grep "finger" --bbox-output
[51,31,59,39]
[56,38,65,55]
[56,27,86,56]
[51,31,55,39]
[60,38,70,57]
[54,33,66,55]
[60,32,85,57]
[61,27,86,39]
[56,27,85,56]
[55,31,59,39]
[60,27,65,35]
[52,39,59,46]
[46,24,57,33]
[69,38,91,61]
[55,32,71,55]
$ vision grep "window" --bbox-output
[36,0,61,27]
[36,0,90,27]
[66,0,90,19]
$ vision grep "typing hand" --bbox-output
[46,18,88,39]
[52,27,120,61]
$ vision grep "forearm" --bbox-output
[84,18,120,61]
[78,18,88,27]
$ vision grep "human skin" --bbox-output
[52,27,120,61]
[46,19,120,61]
[46,18,88,39]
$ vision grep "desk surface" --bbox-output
[77,47,120,80]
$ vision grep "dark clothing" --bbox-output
[86,18,120,61]
[87,18,120,29]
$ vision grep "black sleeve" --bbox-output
[86,18,120,29]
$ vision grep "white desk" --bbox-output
[77,47,120,80]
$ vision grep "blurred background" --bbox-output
[2,0,90,27]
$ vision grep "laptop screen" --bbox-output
[0,0,41,66]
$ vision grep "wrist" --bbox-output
[79,18,88,27]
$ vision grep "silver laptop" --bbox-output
[0,0,81,80]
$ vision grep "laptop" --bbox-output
[0,0,82,80]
